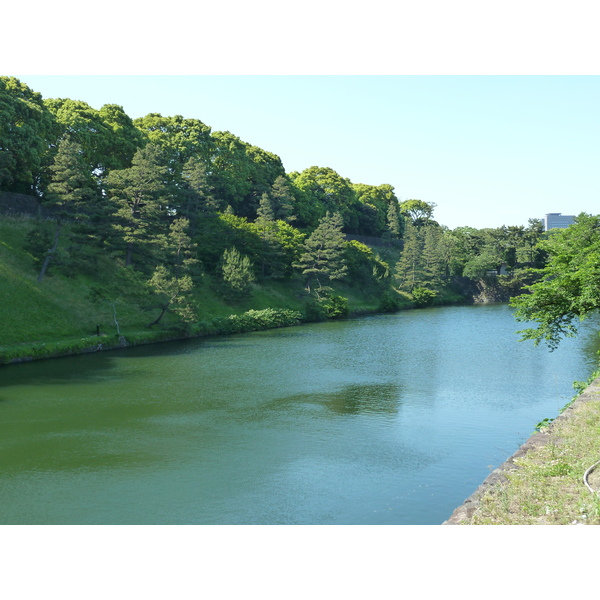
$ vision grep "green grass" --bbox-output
[0,215,391,363]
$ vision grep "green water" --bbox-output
[1,304,598,524]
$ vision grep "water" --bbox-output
[0,304,598,525]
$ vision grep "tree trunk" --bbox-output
[147,302,170,328]
[37,221,62,283]
[125,241,133,266]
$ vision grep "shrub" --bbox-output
[412,287,438,307]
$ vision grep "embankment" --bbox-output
[443,375,600,524]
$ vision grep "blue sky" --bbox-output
[14,75,600,230]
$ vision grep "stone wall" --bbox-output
[0,192,44,217]
[443,376,600,524]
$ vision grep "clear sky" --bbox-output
[13,74,600,230]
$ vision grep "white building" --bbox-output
[544,213,575,230]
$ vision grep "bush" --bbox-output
[303,294,348,321]
[211,308,303,334]
[322,295,349,319]
[412,287,438,307]
[378,289,402,312]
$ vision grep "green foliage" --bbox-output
[394,221,424,291]
[399,199,436,227]
[44,98,128,179]
[294,211,348,295]
[211,308,303,334]
[302,293,349,321]
[344,240,389,289]
[146,218,198,327]
[133,113,213,179]
[269,176,296,223]
[146,266,195,328]
[351,183,401,237]
[321,294,349,319]
[510,213,600,349]
[461,251,500,279]
[411,287,438,307]
[0,76,55,193]
[106,144,171,267]
[378,289,404,312]
[220,246,256,299]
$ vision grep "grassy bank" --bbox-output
[1,215,413,364]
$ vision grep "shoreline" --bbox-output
[443,375,600,524]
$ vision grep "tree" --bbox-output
[36,137,97,282]
[106,144,171,267]
[179,155,221,235]
[97,104,145,171]
[146,218,198,328]
[44,98,115,179]
[353,182,401,237]
[133,113,214,179]
[510,213,600,349]
[422,225,445,289]
[146,266,194,328]
[294,211,348,296]
[386,199,402,239]
[291,166,357,230]
[221,247,256,299]
[270,176,296,223]
[394,221,424,291]
[400,199,436,227]
[0,76,55,193]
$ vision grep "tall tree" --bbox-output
[422,225,445,289]
[254,193,287,278]
[291,166,357,230]
[386,199,402,239]
[270,175,296,223]
[400,199,436,228]
[294,211,348,296]
[0,76,55,193]
[97,104,145,170]
[179,155,221,235]
[106,144,171,267]
[394,221,424,291]
[133,113,214,180]
[146,218,198,328]
[37,137,97,282]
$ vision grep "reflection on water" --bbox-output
[318,383,403,416]
[0,304,598,524]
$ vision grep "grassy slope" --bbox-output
[0,215,393,360]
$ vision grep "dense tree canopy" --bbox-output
[0,76,54,192]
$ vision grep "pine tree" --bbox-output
[255,193,285,278]
[294,212,348,296]
[422,225,445,290]
[270,175,296,222]
[386,200,402,238]
[221,247,256,299]
[37,137,97,282]
[147,218,199,328]
[106,144,171,267]
[180,156,221,234]
[394,221,424,292]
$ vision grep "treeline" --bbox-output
[0,76,549,328]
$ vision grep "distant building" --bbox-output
[544,213,575,231]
